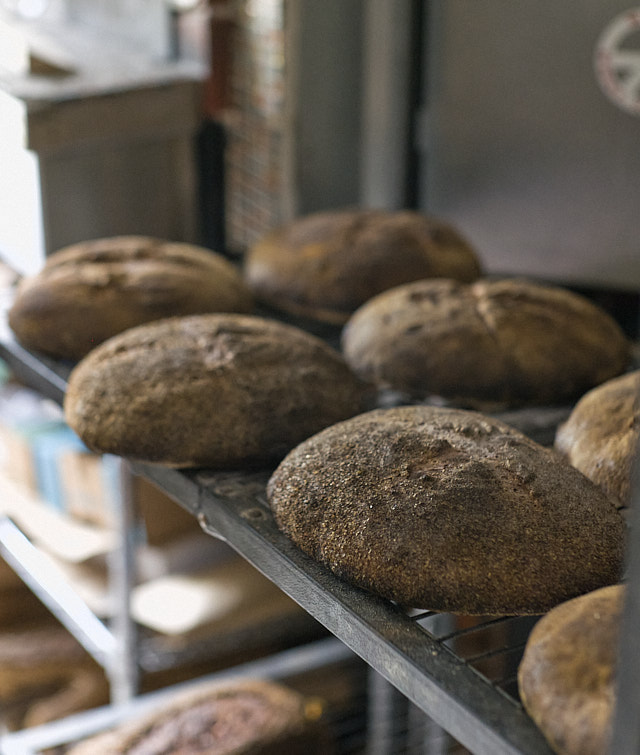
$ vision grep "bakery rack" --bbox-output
[0,330,638,754]
[0,636,368,755]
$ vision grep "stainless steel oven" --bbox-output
[418,1,640,290]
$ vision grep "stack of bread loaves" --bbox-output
[7,235,369,468]
[6,224,628,615]
[5,219,635,751]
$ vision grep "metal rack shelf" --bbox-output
[0,336,324,704]
[0,334,559,754]
[0,636,360,755]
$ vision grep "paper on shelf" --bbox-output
[0,474,115,562]
[131,557,296,636]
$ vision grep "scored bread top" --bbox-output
[8,236,253,360]
[64,313,369,468]
[341,277,631,408]
[244,209,481,324]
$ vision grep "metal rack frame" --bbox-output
[138,463,555,754]
[1,333,638,753]
[0,335,560,754]
[0,498,138,704]
[0,340,142,705]
[0,636,357,755]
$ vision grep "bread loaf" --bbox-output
[243,209,481,325]
[341,278,631,408]
[8,236,253,360]
[0,624,107,730]
[65,679,330,755]
[268,405,624,614]
[518,584,623,755]
[555,370,640,509]
[64,314,368,468]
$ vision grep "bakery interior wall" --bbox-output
[0,0,204,276]
[0,0,366,273]
[214,0,365,255]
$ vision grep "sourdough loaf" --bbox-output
[8,236,253,360]
[341,278,631,408]
[555,370,640,509]
[243,209,481,325]
[268,405,624,614]
[518,584,623,755]
[64,313,368,468]
[65,679,330,755]
[0,624,108,730]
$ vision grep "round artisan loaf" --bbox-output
[0,624,108,730]
[518,584,623,755]
[64,313,368,468]
[243,208,481,325]
[8,236,253,360]
[65,679,329,755]
[268,405,624,614]
[341,278,631,408]
[555,370,640,509]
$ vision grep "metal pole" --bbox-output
[104,456,140,704]
[359,0,415,210]
[0,515,117,667]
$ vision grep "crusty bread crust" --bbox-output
[64,313,368,468]
[244,209,481,324]
[9,236,253,360]
[268,405,624,614]
[518,584,623,755]
[65,679,326,755]
[555,370,640,508]
[341,278,631,408]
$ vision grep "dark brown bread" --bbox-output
[518,584,623,755]
[65,679,330,755]
[341,278,631,408]
[64,313,368,468]
[268,405,624,614]
[0,624,108,730]
[555,370,640,508]
[8,236,253,360]
[243,209,481,325]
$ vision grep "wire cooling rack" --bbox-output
[0,333,558,754]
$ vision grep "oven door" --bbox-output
[419,0,640,289]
